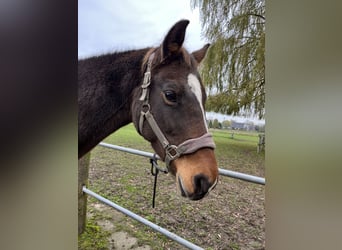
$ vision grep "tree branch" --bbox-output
[246,13,265,20]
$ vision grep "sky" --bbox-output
[78,0,205,58]
[78,0,265,125]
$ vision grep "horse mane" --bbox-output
[78,48,150,157]
[141,46,194,73]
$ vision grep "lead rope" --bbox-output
[150,156,168,208]
[150,159,159,208]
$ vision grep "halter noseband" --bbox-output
[138,52,216,170]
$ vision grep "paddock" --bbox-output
[79,137,265,249]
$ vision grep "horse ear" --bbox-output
[192,43,210,64]
[161,19,190,59]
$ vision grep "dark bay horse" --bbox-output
[78,20,218,200]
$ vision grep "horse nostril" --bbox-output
[193,174,210,198]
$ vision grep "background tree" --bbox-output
[208,119,213,128]
[213,118,220,129]
[191,0,265,119]
[222,120,231,129]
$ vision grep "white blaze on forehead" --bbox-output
[187,74,208,131]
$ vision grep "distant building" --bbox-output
[244,121,255,131]
[231,121,245,130]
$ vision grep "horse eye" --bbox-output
[164,90,177,103]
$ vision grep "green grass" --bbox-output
[78,219,111,250]
[103,124,148,147]
[79,123,265,249]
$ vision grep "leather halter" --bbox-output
[138,52,216,170]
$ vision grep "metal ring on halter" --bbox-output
[141,103,150,113]
[165,145,180,161]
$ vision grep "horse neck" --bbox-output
[78,49,149,157]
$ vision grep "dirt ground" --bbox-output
[87,202,151,250]
[86,144,265,250]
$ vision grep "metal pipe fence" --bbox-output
[99,142,265,185]
[84,142,265,249]
[83,186,203,250]
[218,169,265,185]
[100,142,159,160]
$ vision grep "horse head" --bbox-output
[132,20,218,200]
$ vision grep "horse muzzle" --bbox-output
[173,148,219,200]
[178,173,218,200]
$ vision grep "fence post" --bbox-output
[257,134,265,153]
[78,153,90,234]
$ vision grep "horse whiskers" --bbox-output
[208,177,218,193]
[177,174,189,198]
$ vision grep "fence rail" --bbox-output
[99,142,265,185]
[218,169,265,185]
[79,142,265,249]
[83,186,204,250]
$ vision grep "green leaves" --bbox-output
[192,0,265,119]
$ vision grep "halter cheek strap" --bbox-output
[139,53,154,102]
[138,52,216,170]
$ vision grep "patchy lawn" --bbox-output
[79,124,265,250]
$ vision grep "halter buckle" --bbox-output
[165,145,180,161]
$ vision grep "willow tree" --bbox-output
[191,0,265,118]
